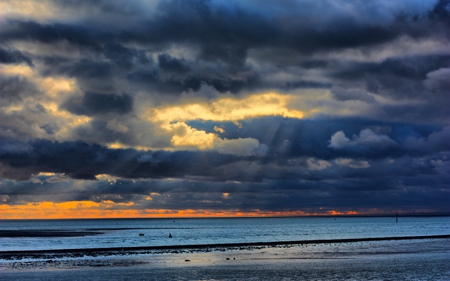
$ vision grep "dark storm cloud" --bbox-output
[127,61,258,94]
[158,54,189,74]
[68,118,172,149]
[378,102,449,124]
[0,48,33,66]
[62,92,133,116]
[118,0,273,50]
[1,20,105,50]
[104,43,151,69]
[424,67,450,99]
[0,139,239,181]
[1,171,449,212]
[283,80,333,90]
[324,53,450,121]
[331,54,450,100]
[120,0,447,54]
[331,86,376,103]
[66,60,115,79]
[0,76,39,106]
[199,44,248,67]
[127,69,202,94]
[1,119,449,181]
[2,0,447,96]
[39,44,151,78]
[3,0,448,54]
[189,117,447,160]
[72,119,131,145]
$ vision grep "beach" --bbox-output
[2,237,449,280]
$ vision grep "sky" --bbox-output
[0,0,449,219]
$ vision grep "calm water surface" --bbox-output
[1,216,449,251]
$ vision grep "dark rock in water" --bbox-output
[169,233,172,238]
[185,259,190,262]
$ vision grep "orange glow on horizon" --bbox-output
[329,210,359,215]
[0,201,371,219]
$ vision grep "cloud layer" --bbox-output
[1,0,449,217]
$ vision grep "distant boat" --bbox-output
[139,233,144,236]
[169,233,172,238]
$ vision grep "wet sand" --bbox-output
[1,236,449,280]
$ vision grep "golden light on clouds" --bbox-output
[2,62,305,153]
[107,142,154,151]
[0,64,34,77]
[41,102,91,126]
[40,77,76,98]
[214,126,225,133]
[167,122,263,155]
[1,65,77,99]
[151,92,304,123]
[169,122,216,149]
[136,92,303,152]
[0,0,68,23]
[95,174,118,183]
[36,172,58,177]
[145,192,161,201]
[1,64,91,140]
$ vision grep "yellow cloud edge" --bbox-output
[109,92,303,152]
[150,92,304,123]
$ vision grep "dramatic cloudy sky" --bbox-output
[1,0,449,218]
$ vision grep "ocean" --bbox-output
[1,216,449,252]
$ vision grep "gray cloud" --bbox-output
[2,0,448,97]
[329,129,398,150]
[1,120,449,181]
[0,76,38,106]
[0,48,33,66]
[331,86,377,103]
[62,92,133,116]
[331,54,450,99]
[1,163,449,213]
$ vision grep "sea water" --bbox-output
[1,216,449,252]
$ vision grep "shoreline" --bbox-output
[2,234,449,260]
[1,236,449,279]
